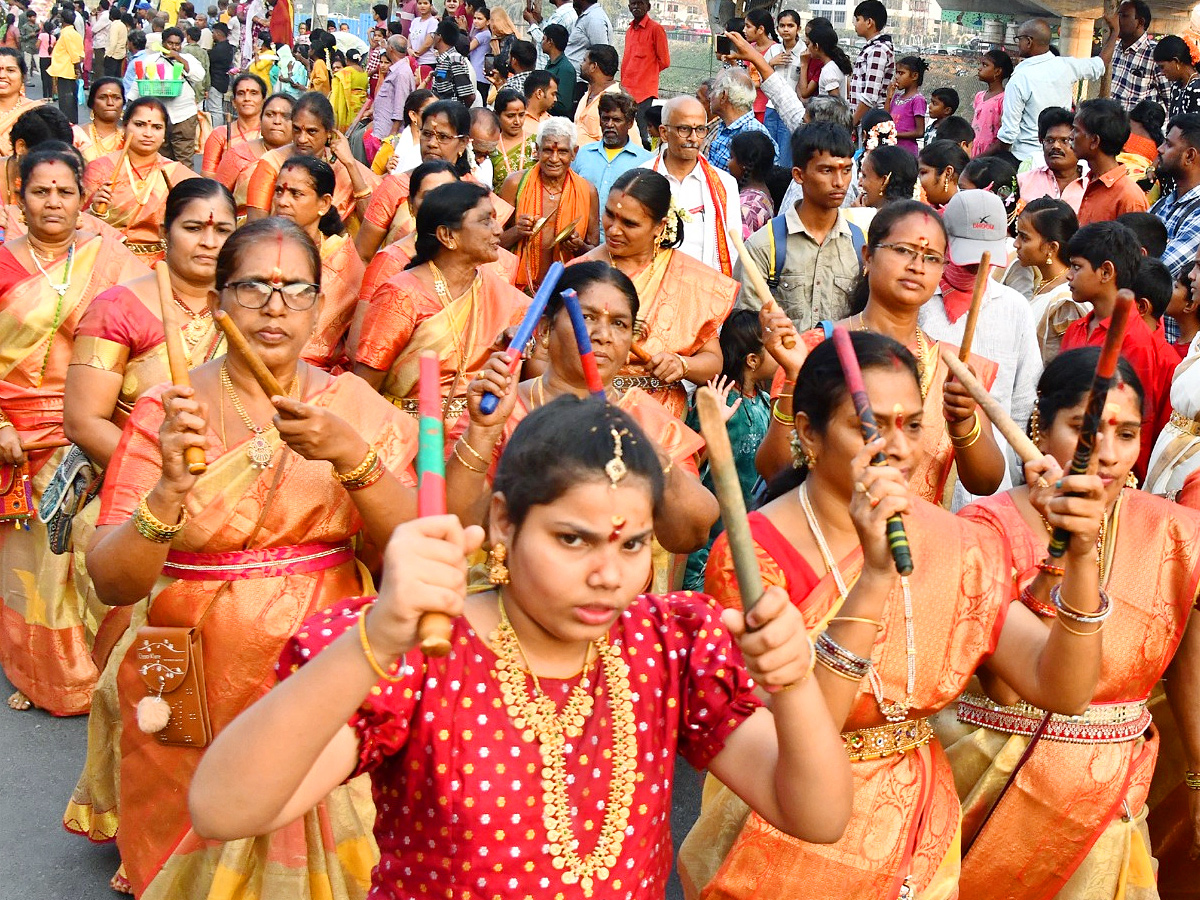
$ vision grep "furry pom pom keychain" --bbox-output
[136,694,171,734]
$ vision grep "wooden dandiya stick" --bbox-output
[20,439,69,452]
[695,386,764,614]
[957,250,991,362]
[157,262,207,475]
[213,309,286,397]
[1046,290,1135,559]
[479,261,565,415]
[560,288,604,397]
[416,351,453,657]
[726,226,796,350]
[831,325,914,576]
[91,142,129,218]
[939,349,1041,465]
[629,342,653,366]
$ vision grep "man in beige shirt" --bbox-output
[106,8,129,78]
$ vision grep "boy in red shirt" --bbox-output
[1061,221,1173,479]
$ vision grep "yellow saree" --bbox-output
[937,490,1200,900]
[101,373,416,898]
[0,232,146,715]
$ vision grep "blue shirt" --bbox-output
[706,112,775,174]
[1152,183,1200,279]
[571,139,652,237]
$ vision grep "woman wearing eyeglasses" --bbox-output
[243,92,380,233]
[84,217,423,899]
[754,201,1007,505]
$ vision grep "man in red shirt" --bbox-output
[621,0,669,147]
[1073,98,1149,225]
[1061,220,1172,479]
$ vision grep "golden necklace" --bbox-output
[1034,270,1068,296]
[531,375,546,409]
[172,288,212,348]
[855,313,931,399]
[490,597,637,896]
[219,362,297,468]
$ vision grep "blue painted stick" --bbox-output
[560,288,605,398]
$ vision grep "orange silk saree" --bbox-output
[682,501,1014,900]
[939,490,1200,900]
[244,145,380,232]
[102,373,416,898]
[82,152,199,265]
[303,232,365,371]
[0,232,146,715]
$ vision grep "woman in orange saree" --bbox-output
[271,155,364,370]
[76,77,124,164]
[359,161,517,303]
[0,148,148,715]
[85,218,421,900]
[84,97,199,266]
[680,329,1109,900]
[0,47,43,157]
[60,179,237,855]
[244,92,378,233]
[575,169,733,419]
[447,260,717,557]
[226,92,294,214]
[753,201,1008,506]
[935,348,1200,900]
[350,181,528,422]
[200,72,265,181]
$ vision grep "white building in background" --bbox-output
[805,0,943,43]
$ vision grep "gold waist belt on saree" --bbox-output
[612,375,668,394]
[126,240,168,255]
[956,693,1151,744]
[842,717,933,762]
[1169,410,1200,438]
[392,396,468,420]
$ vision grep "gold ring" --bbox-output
[1036,477,1050,489]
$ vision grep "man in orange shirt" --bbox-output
[621,0,669,146]
[1074,97,1150,225]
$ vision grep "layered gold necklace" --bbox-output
[491,597,637,896]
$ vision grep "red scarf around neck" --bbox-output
[940,261,984,323]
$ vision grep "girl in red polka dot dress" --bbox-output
[190,397,855,899]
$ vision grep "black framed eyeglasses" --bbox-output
[225,280,320,311]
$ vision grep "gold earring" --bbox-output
[790,433,814,469]
[1126,472,1139,489]
[486,542,510,585]
[1045,252,1053,266]
[1030,405,1041,445]
[540,333,549,348]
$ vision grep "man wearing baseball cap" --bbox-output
[918,189,1043,508]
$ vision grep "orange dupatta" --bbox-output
[303,233,365,371]
[512,164,592,293]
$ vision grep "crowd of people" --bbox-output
[4,0,1200,898]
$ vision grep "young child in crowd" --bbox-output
[972,48,1012,156]
[1169,261,1200,355]
[924,86,957,145]
[935,115,975,155]
[887,54,927,157]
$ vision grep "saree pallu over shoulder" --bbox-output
[105,374,413,897]
[946,490,1200,900]
[245,145,380,229]
[303,233,365,371]
[83,153,199,262]
[512,166,593,293]
[0,97,46,156]
[609,249,738,419]
[692,502,1015,900]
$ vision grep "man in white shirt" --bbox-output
[990,16,1117,164]
[919,189,1043,509]
[638,96,741,276]
[129,26,205,163]
[524,0,576,69]
[92,1,111,80]
[196,12,213,49]
[563,0,611,104]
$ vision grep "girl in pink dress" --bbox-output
[972,49,1013,157]
[188,395,857,900]
[887,55,928,157]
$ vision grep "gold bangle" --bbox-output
[771,400,795,426]
[458,437,489,467]
[672,352,689,378]
[1054,615,1103,637]
[0,420,13,431]
[452,441,488,474]
[1185,771,1200,790]
[345,456,386,491]
[949,413,982,449]
[829,616,885,632]
[353,187,372,200]
[132,493,187,543]
[357,602,406,682]
[335,447,378,484]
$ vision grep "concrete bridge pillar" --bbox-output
[1058,13,1096,58]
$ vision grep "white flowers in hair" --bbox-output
[661,196,690,245]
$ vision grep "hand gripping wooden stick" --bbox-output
[958,250,991,362]
[157,262,207,475]
[91,142,129,218]
[726,226,797,350]
[695,386,765,615]
[213,309,285,397]
[939,349,1041,465]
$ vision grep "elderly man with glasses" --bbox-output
[637,96,741,276]
[988,15,1118,164]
